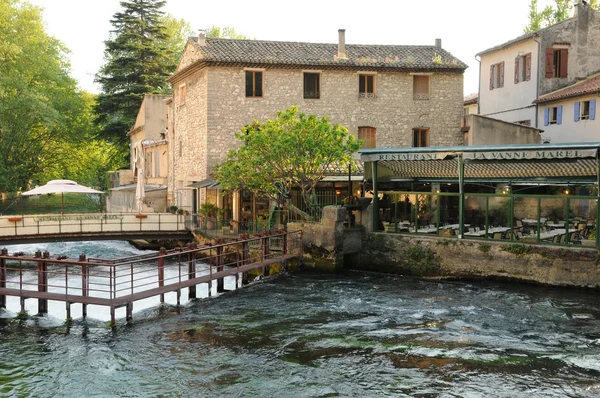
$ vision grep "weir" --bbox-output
[0,230,302,325]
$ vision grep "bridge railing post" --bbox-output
[0,248,7,309]
[80,254,88,318]
[188,243,197,299]
[261,233,270,276]
[241,235,249,286]
[36,250,48,314]
[158,247,166,303]
[216,246,224,293]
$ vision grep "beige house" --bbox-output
[167,30,468,218]
[477,1,600,130]
[463,93,478,115]
[108,94,170,213]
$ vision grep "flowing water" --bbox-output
[1,241,600,397]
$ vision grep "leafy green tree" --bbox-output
[214,107,361,208]
[94,0,174,152]
[206,26,252,40]
[0,0,87,191]
[525,0,599,32]
[159,13,193,70]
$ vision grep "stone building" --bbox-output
[108,94,170,213]
[167,30,468,217]
[477,1,600,133]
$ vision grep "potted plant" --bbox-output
[199,203,217,230]
[216,207,225,229]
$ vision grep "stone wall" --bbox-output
[204,67,464,170]
[288,206,365,271]
[351,233,600,288]
[538,4,600,96]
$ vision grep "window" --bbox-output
[245,70,263,97]
[178,84,186,105]
[359,74,376,98]
[545,48,568,78]
[464,107,469,115]
[303,72,320,99]
[544,106,562,126]
[413,128,429,147]
[489,62,504,90]
[575,100,596,121]
[358,126,376,148]
[514,53,531,83]
[413,75,430,100]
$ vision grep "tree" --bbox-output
[206,26,252,40]
[94,0,174,152]
[0,0,87,191]
[525,0,600,32]
[159,13,193,70]
[214,107,361,209]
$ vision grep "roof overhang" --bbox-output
[361,143,600,184]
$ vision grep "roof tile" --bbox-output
[190,37,468,71]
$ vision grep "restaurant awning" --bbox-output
[361,143,600,183]
[188,178,220,189]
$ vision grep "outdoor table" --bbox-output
[464,226,510,237]
[525,228,576,241]
[546,222,565,229]
[522,218,547,225]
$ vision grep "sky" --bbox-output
[27,0,558,96]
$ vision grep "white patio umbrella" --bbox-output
[22,179,104,215]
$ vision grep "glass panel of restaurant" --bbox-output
[488,196,510,240]
[464,195,487,239]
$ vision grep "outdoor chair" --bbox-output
[559,233,567,244]
[569,231,582,245]
[552,234,561,244]
[492,232,503,240]
[515,219,523,227]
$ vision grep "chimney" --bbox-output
[573,1,585,18]
[338,29,347,59]
[197,29,206,46]
[435,38,442,49]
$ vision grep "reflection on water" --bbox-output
[1,241,600,396]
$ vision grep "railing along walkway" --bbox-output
[0,230,303,325]
[0,213,190,243]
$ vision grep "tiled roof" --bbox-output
[534,73,600,103]
[464,93,478,105]
[189,37,468,71]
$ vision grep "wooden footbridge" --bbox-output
[0,230,302,325]
[0,213,193,245]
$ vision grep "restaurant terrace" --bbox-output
[360,143,600,248]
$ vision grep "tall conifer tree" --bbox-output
[94,0,174,151]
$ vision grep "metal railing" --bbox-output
[0,230,303,325]
[0,213,187,239]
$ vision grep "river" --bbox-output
[1,241,600,397]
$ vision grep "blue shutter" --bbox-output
[557,105,563,125]
[544,107,549,126]
[574,102,580,122]
[590,99,596,120]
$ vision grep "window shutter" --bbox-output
[545,49,554,78]
[560,49,568,78]
[499,62,505,88]
[557,105,563,125]
[525,54,531,81]
[544,107,549,126]
[489,65,494,90]
[574,102,580,122]
[514,57,519,84]
[590,99,596,120]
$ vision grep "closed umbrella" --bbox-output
[136,167,145,214]
[22,179,104,215]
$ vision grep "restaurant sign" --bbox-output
[464,149,597,160]
[361,152,453,162]
[34,214,124,222]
